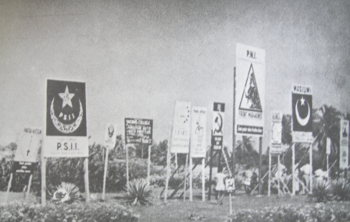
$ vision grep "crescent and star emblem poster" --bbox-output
[235,43,265,136]
[44,79,88,157]
[292,85,313,143]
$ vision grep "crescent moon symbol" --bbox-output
[50,98,83,134]
[295,99,310,126]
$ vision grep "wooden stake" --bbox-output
[202,158,205,201]
[5,173,13,203]
[41,156,46,206]
[189,156,193,202]
[26,174,33,203]
[147,145,151,186]
[164,142,170,202]
[184,154,188,201]
[309,143,313,194]
[84,157,90,202]
[102,147,109,200]
[292,143,295,196]
[278,155,280,196]
[126,146,129,193]
[268,151,271,197]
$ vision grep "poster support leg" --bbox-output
[102,147,109,200]
[268,151,271,197]
[26,174,33,203]
[126,146,129,194]
[208,145,213,200]
[190,157,193,202]
[309,143,312,194]
[84,157,90,202]
[292,143,295,196]
[147,145,151,186]
[258,136,262,195]
[202,158,205,202]
[5,173,13,203]
[164,143,170,203]
[41,157,46,206]
[184,154,188,201]
[278,155,280,196]
[327,154,329,179]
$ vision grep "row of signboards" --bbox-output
[11,43,350,173]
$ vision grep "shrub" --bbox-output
[309,180,333,203]
[0,202,139,222]
[50,182,81,204]
[331,178,350,201]
[125,179,152,206]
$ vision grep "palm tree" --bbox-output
[312,105,342,171]
[235,136,259,168]
[282,114,292,146]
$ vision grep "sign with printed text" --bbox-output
[340,119,349,169]
[292,84,313,143]
[125,118,153,145]
[45,79,88,157]
[104,123,117,148]
[270,112,282,154]
[235,43,265,136]
[13,162,37,174]
[212,103,225,150]
[190,107,207,158]
[14,127,42,162]
[171,101,191,153]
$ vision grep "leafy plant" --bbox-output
[331,178,350,201]
[125,179,152,206]
[50,182,81,204]
[309,180,333,203]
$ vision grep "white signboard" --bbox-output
[340,119,349,169]
[190,107,207,158]
[14,127,42,162]
[171,101,191,153]
[292,85,313,143]
[104,123,117,148]
[235,43,265,136]
[225,177,235,192]
[270,112,282,154]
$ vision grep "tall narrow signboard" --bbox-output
[212,103,225,150]
[340,119,349,169]
[171,101,191,153]
[235,43,265,136]
[270,112,282,154]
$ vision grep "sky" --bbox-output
[0,0,349,152]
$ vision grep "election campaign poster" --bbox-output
[270,112,282,154]
[104,123,117,149]
[171,101,191,153]
[340,119,349,169]
[292,85,313,143]
[235,43,265,136]
[44,79,88,157]
[14,127,42,162]
[124,118,153,145]
[212,103,225,150]
[190,107,207,158]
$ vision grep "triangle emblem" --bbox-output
[239,64,262,112]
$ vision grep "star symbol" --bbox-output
[59,86,75,108]
[300,96,305,106]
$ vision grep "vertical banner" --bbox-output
[212,103,225,150]
[190,107,207,158]
[235,43,265,136]
[171,101,191,153]
[124,118,153,145]
[340,119,349,169]
[292,85,313,143]
[45,79,88,157]
[104,123,117,148]
[270,112,282,154]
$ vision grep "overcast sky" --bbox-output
[0,0,349,151]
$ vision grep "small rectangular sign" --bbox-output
[44,136,88,157]
[14,127,42,162]
[237,125,263,135]
[104,123,117,148]
[225,177,235,192]
[13,162,36,174]
[212,136,223,151]
[125,118,153,145]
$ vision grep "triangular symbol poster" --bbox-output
[239,64,262,112]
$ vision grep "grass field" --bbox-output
[2,188,350,222]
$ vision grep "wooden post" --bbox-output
[26,174,33,203]
[202,158,205,201]
[102,147,109,200]
[84,157,90,202]
[41,156,46,206]
[232,67,236,177]
[258,136,262,195]
[309,143,313,194]
[184,154,188,201]
[208,144,214,200]
[190,156,193,202]
[147,145,151,186]
[126,146,129,193]
[164,142,170,202]
[327,154,329,178]
[268,151,271,196]
[292,143,295,196]
[5,173,13,203]
[278,154,280,196]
